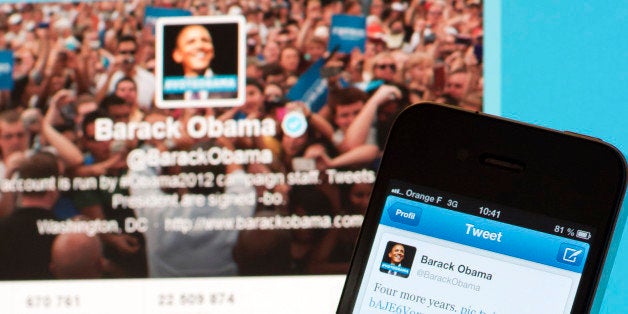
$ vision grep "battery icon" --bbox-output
[576,230,591,240]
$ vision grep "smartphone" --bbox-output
[432,64,446,94]
[321,66,343,78]
[454,35,473,46]
[337,103,626,313]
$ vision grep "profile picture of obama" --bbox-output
[173,24,215,79]
[380,241,416,278]
[156,16,244,108]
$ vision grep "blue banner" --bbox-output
[353,79,384,92]
[328,14,366,53]
[0,50,13,90]
[163,75,237,93]
[286,59,328,113]
[380,195,590,273]
[380,262,410,276]
[144,6,192,33]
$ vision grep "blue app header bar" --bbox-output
[380,195,589,273]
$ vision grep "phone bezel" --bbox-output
[337,103,626,313]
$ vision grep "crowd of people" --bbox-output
[0,0,483,279]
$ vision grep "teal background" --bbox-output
[486,1,627,312]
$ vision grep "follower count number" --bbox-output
[158,292,235,307]
[25,295,80,309]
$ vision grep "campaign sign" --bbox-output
[144,6,192,34]
[163,75,238,93]
[286,59,328,113]
[353,79,384,92]
[0,51,13,90]
[155,16,246,108]
[328,14,366,53]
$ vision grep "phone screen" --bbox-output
[352,180,593,314]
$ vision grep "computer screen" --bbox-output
[0,0,484,312]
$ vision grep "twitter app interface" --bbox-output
[354,181,591,314]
